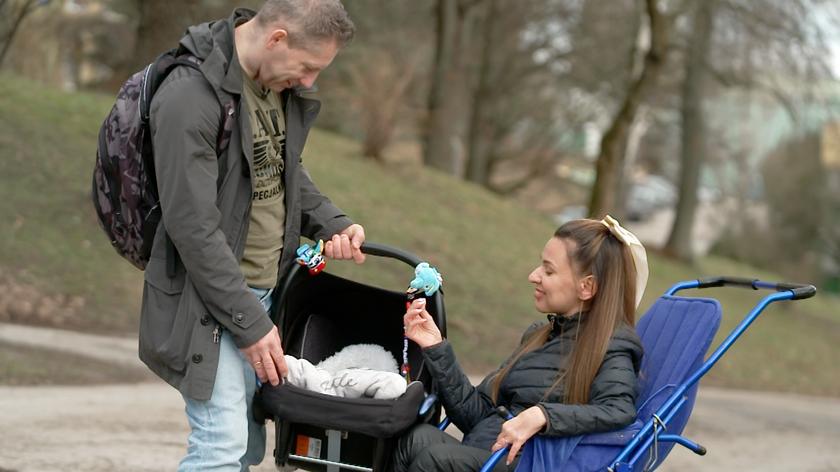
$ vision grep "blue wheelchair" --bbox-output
[472,276,816,471]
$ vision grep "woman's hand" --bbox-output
[403,298,442,348]
[490,406,547,465]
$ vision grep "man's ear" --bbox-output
[266,28,289,49]
[579,275,596,301]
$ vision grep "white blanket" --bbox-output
[284,344,407,400]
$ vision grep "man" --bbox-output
[142,1,362,470]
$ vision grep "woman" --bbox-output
[392,216,648,471]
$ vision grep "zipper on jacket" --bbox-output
[212,324,221,344]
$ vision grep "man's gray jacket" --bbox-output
[141,9,352,401]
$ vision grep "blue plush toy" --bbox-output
[402,262,443,382]
[408,262,443,297]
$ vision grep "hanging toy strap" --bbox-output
[403,262,443,383]
[402,338,410,382]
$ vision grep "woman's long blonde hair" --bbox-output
[491,219,638,405]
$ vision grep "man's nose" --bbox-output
[300,72,318,89]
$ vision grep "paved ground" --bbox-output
[1,323,839,471]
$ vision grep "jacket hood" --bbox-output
[178,9,256,95]
[181,9,254,59]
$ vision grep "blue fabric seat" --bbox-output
[514,295,722,472]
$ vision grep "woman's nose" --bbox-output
[528,269,539,283]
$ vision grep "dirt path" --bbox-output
[1,323,839,471]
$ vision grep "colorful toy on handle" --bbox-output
[295,240,326,275]
[403,262,443,382]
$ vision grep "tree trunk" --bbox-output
[588,0,671,218]
[111,0,205,80]
[138,0,204,64]
[355,54,417,161]
[0,0,37,68]
[423,0,477,175]
[464,0,498,185]
[664,0,715,261]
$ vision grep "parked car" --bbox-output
[625,174,676,222]
[553,205,588,226]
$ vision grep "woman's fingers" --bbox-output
[405,318,426,331]
[404,307,424,321]
[404,300,428,321]
[507,441,522,466]
[490,437,506,453]
[492,432,521,465]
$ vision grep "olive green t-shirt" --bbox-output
[239,75,286,288]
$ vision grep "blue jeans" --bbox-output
[178,287,272,471]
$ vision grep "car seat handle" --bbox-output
[359,243,448,338]
[272,242,448,337]
[360,242,425,268]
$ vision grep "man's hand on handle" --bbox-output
[324,224,366,264]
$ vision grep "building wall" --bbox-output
[823,121,840,170]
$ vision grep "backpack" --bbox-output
[92,48,236,271]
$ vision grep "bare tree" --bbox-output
[664,0,838,260]
[463,0,499,185]
[587,0,677,218]
[344,51,419,161]
[759,133,827,282]
[424,0,484,175]
[313,0,434,160]
[133,0,203,67]
[113,0,231,80]
[463,0,576,188]
[663,0,716,261]
[0,0,50,68]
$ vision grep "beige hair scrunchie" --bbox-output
[601,215,649,309]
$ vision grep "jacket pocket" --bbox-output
[140,257,192,372]
[143,256,185,294]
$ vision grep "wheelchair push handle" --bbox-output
[675,276,816,300]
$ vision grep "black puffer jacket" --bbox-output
[423,313,643,451]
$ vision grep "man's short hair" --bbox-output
[256,0,355,48]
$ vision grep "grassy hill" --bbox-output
[1,73,838,395]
